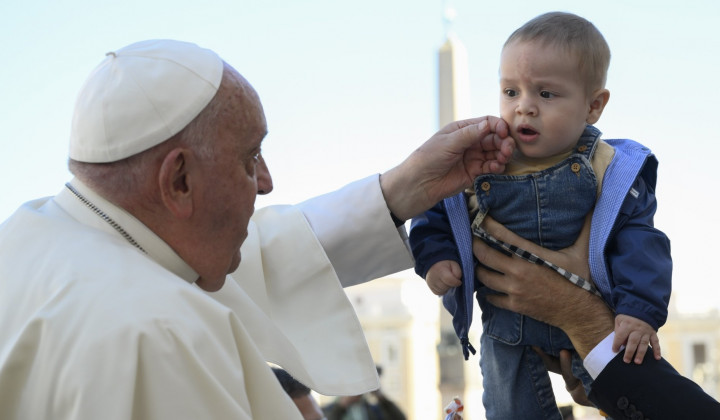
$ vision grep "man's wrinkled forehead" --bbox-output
[219,67,268,148]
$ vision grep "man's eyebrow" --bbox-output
[246,145,261,157]
[247,136,264,153]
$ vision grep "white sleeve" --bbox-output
[583,332,621,379]
[295,175,414,287]
[225,204,380,395]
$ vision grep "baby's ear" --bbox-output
[586,89,610,124]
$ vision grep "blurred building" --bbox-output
[661,297,720,400]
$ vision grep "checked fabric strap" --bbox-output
[474,228,603,298]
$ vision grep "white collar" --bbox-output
[54,178,199,284]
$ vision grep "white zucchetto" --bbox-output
[69,39,224,163]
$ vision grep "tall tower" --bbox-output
[436,4,485,419]
[437,4,471,127]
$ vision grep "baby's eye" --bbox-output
[504,89,517,97]
[540,91,555,99]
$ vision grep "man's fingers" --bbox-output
[443,115,508,138]
[472,240,507,284]
[532,346,560,374]
[558,350,576,386]
[535,348,593,408]
[559,350,593,407]
[438,118,491,151]
[484,293,510,312]
[439,116,490,135]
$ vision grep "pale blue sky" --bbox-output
[2,0,719,313]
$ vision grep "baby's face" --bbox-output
[499,40,595,159]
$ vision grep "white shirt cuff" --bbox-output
[583,332,621,379]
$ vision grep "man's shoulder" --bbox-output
[0,210,231,343]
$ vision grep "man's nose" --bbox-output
[256,154,273,195]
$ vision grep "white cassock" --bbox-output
[0,175,414,419]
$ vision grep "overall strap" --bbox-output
[575,125,602,159]
[442,192,476,359]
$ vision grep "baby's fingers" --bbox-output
[428,281,451,296]
[442,275,462,289]
[651,334,662,360]
[612,332,626,353]
[623,342,637,364]
[633,337,650,364]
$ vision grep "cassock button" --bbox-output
[617,396,629,410]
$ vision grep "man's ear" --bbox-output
[158,148,194,219]
[586,89,610,125]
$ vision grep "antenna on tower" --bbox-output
[442,0,457,38]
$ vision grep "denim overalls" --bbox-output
[472,126,601,419]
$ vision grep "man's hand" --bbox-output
[474,216,614,358]
[380,116,514,221]
[613,314,661,364]
[533,347,593,407]
[425,260,462,295]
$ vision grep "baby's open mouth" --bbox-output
[520,127,537,135]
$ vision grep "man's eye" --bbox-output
[540,91,555,99]
[504,89,517,97]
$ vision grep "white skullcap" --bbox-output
[69,39,224,163]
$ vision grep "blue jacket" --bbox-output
[409,139,672,359]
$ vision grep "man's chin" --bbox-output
[195,251,242,292]
[230,250,242,271]
[196,276,227,292]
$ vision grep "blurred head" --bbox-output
[272,368,325,420]
[68,40,273,291]
[499,12,610,159]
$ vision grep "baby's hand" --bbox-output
[425,260,462,296]
[613,314,661,364]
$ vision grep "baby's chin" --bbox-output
[513,144,559,162]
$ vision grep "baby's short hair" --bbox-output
[504,12,611,92]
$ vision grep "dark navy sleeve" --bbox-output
[408,200,461,278]
[589,351,720,418]
[606,173,672,330]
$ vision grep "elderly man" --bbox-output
[0,39,513,419]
